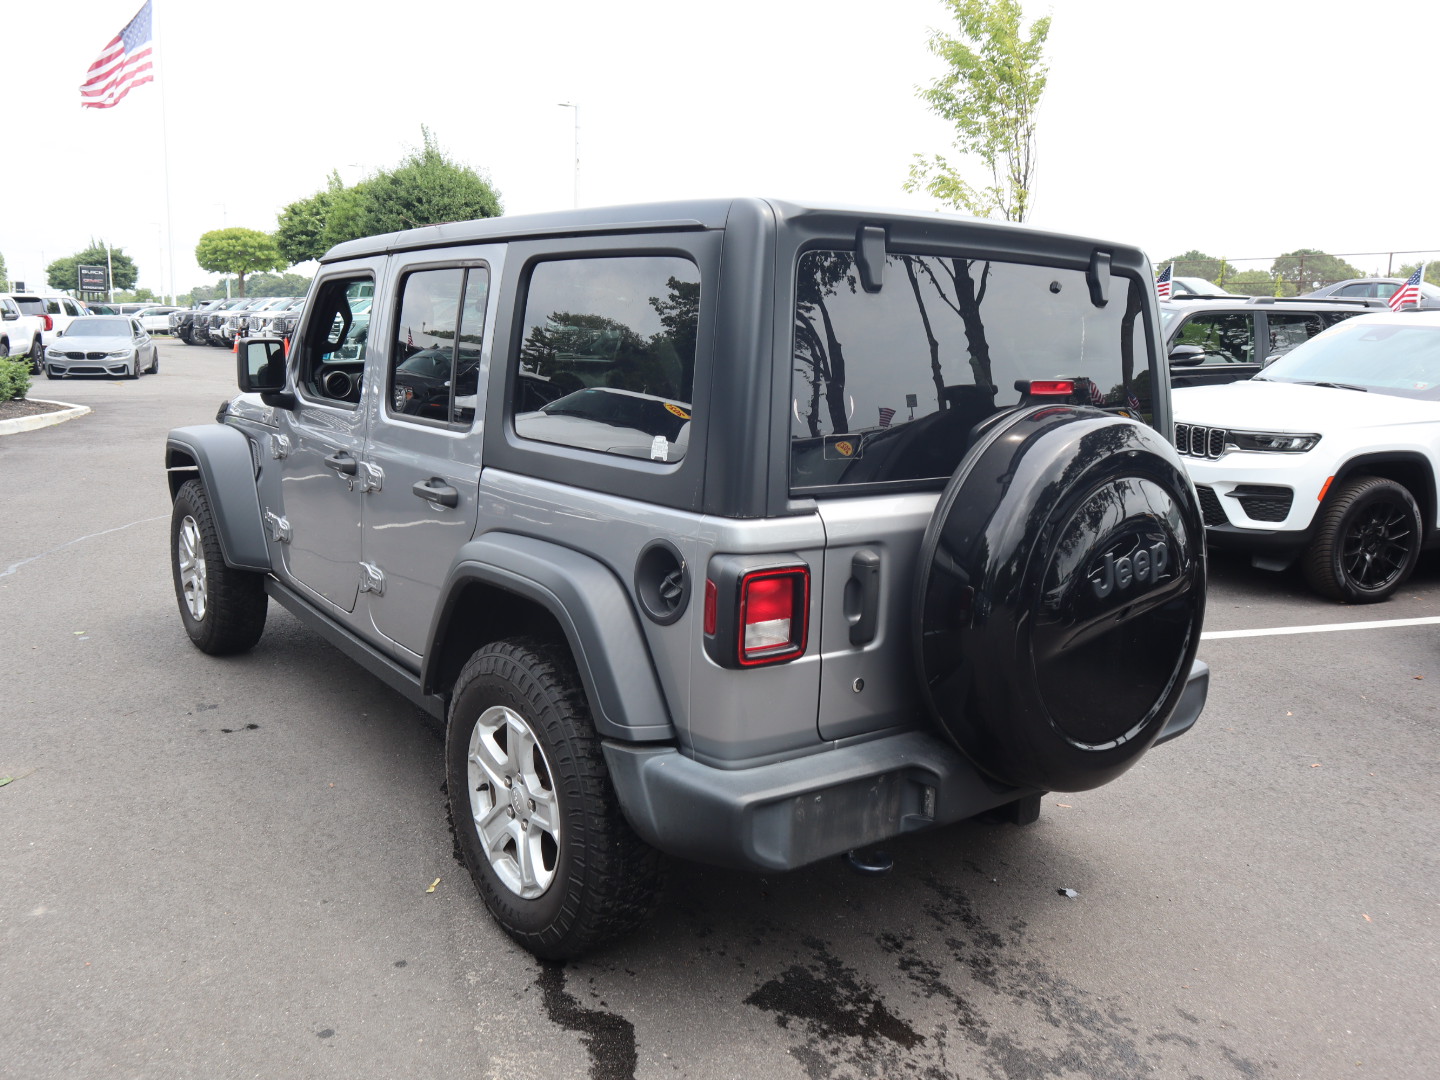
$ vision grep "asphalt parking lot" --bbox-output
[2,339,1436,1080]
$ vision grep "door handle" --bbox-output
[323,451,358,476]
[412,478,459,508]
[847,549,881,646]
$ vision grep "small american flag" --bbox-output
[1389,265,1424,312]
[1126,389,1141,411]
[877,406,896,428]
[1082,378,1105,405]
[1155,264,1174,301]
[407,326,414,347]
[80,1,154,111]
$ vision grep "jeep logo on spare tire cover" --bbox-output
[914,407,1205,793]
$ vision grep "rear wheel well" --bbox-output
[1334,456,1437,543]
[428,582,568,700]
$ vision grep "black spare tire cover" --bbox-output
[915,406,1205,792]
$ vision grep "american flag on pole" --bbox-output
[1388,265,1424,312]
[80,1,154,110]
[1155,264,1174,301]
[877,406,896,428]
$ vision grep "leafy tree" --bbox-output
[242,272,312,297]
[1225,269,1295,297]
[0,250,8,290]
[113,288,158,303]
[46,241,138,293]
[905,0,1050,222]
[1394,262,1440,287]
[1159,251,1237,285]
[1271,249,1362,292]
[275,172,343,264]
[194,228,287,297]
[317,128,502,250]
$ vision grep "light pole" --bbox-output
[558,102,579,208]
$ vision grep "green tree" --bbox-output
[1394,262,1440,287]
[0,250,8,291]
[1271,249,1362,292]
[319,127,503,249]
[46,242,138,293]
[275,172,343,264]
[241,271,312,297]
[905,0,1050,222]
[1159,251,1237,285]
[194,229,287,297]
[1226,269,1294,297]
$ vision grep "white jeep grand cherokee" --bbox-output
[1173,309,1440,602]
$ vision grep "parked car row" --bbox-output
[170,296,304,347]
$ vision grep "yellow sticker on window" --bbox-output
[664,403,691,419]
[834,440,854,457]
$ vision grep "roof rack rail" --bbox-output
[1243,296,1384,307]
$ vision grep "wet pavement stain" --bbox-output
[537,961,638,1080]
[218,723,259,733]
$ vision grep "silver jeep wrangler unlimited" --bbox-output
[165,199,1208,958]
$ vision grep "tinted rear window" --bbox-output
[791,251,1152,490]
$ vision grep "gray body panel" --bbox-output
[165,425,270,571]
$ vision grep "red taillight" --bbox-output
[737,567,808,666]
[703,579,717,635]
[1028,380,1074,396]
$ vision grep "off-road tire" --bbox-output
[170,479,267,654]
[446,638,661,959]
[1303,476,1422,603]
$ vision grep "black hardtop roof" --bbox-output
[319,197,1150,269]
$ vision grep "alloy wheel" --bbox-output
[466,705,560,899]
[176,515,207,621]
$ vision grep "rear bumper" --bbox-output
[605,659,1209,872]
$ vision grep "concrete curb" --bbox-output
[0,399,92,436]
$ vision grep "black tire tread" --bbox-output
[449,638,661,959]
[1302,476,1420,603]
[171,478,268,654]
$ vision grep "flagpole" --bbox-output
[153,0,177,305]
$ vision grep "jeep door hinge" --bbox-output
[268,433,291,459]
[358,461,384,493]
[359,562,385,596]
[263,509,291,544]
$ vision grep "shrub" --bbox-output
[0,355,32,401]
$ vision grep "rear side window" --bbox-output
[388,266,489,427]
[513,256,699,462]
[1173,312,1255,366]
[790,251,1152,490]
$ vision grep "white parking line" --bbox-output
[1202,616,1440,640]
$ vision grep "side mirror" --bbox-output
[1168,344,1207,367]
[237,337,294,407]
[1,311,16,322]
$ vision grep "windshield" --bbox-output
[65,318,132,337]
[1259,319,1440,400]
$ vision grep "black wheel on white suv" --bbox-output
[28,337,44,374]
[1302,476,1422,603]
[445,638,661,959]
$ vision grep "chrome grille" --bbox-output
[1174,423,1227,459]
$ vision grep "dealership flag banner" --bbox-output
[1389,265,1424,312]
[80,1,154,110]
[1155,264,1173,301]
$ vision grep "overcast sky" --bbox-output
[5,0,1438,298]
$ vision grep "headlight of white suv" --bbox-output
[1227,430,1320,453]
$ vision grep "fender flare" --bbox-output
[425,533,675,742]
[165,424,271,571]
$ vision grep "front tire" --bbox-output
[146,348,159,374]
[170,479,268,654]
[29,337,43,374]
[446,639,661,959]
[1303,477,1421,603]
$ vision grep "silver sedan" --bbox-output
[44,316,159,379]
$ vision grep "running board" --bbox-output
[264,577,446,719]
